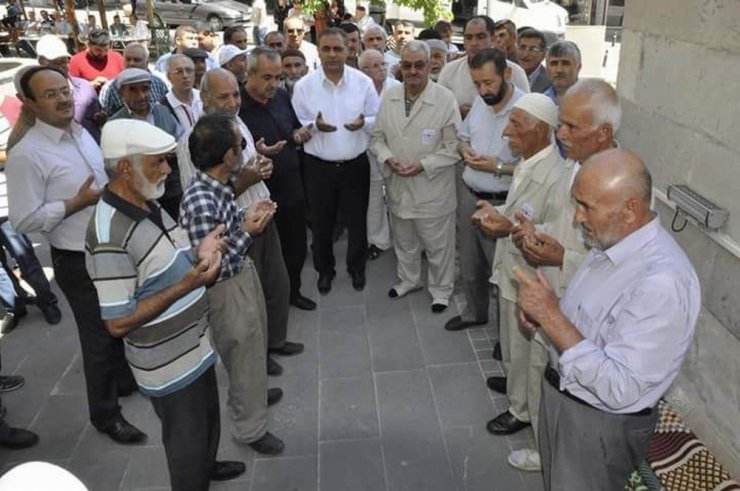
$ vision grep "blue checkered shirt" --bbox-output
[179,170,252,281]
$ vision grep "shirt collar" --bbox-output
[34,118,83,143]
[603,215,661,266]
[196,169,235,197]
[528,63,545,82]
[166,89,196,109]
[491,85,524,117]
[319,66,347,87]
[102,186,156,222]
[520,144,557,183]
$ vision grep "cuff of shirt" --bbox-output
[557,338,598,386]
[230,227,253,256]
[44,201,67,232]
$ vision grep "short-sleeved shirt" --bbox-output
[69,49,125,83]
[86,188,216,397]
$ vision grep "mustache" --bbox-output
[56,102,73,110]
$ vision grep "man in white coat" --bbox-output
[370,40,461,312]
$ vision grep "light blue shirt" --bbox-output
[553,216,700,414]
[458,86,523,194]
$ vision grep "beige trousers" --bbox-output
[207,261,268,443]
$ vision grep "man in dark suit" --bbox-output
[516,28,551,94]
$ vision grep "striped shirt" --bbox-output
[85,188,216,397]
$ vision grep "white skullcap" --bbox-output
[116,67,151,89]
[101,119,176,160]
[36,34,70,60]
[512,93,559,128]
[218,44,248,67]
[0,462,88,491]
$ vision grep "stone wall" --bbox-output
[617,0,740,477]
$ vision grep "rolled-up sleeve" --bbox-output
[7,151,67,234]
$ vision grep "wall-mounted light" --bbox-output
[666,184,728,232]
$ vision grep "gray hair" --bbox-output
[358,48,383,66]
[284,15,305,29]
[424,39,447,53]
[200,67,235,94]
[247,46,281,73]
[103,154,143,178]
[363,25,387,43]
[547,40,581,67]
[166,53,193,73]
[566,78,622,132]
[124,41,149,59]
[401,40,430,61]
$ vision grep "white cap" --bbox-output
[101,120,177,160]
[36,35,70,60]
[116,67,152,89]
[0,462,88,491]
[219,44,248,66]
[512,93,559,128]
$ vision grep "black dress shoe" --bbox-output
[98,417,147,444]
[0,428,39,450]
[388,288,399,298]
[211,461,246,481]
[290,293,317,311]
[444,315,487,332]
[0,375,25,393]
[486,411,530,435]
[486,376,507,394]
[492,342,502,361]
[431,302,447,313]
[367,245,383,260]
[267,356,283,376]
[350,270,366,291]
[269,341,304,357]
[268,387,283,406]
[317,271,336,295]
[39,303,62,325]
[1,307,26,334]
[248,432,285,455]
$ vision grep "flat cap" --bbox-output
[183,47,209,60]
[513,93,559,128]
[116,67,152,88]
[218,44,248,66]
[101,119,177,160]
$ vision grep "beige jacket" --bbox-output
[369,82,461,220]
[490,144,565,301]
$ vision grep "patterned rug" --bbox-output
[641,401,740,491]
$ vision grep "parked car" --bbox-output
[136,0,252,31]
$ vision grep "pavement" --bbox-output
[0,233,544,491]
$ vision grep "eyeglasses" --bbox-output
[237,137,247,151]
[40,87,71,101]
[517,45,544,53]
[170,67,195,76]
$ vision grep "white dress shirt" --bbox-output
[165,89,203,134]
[178,117,270,210]
[292,66,379,162]
[552,217,701,414]
[6,120,108,252]
[458,87,523,194]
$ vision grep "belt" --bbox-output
[467,185,507,201]
[310,154,363,165]
[544,366,652,416]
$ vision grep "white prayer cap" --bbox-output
[101,119,176,160]
[116,67,152,89]
[0,462,88,491]
[512,93,559,128]
[36,35,70,60]
[218,44,248,67]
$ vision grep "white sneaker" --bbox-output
[507,448,542,472]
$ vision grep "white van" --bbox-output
[479,0,569,42]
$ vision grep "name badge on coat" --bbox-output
[421,129,437,146]
[520,203,535,221]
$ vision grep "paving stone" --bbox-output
[251,455,318,491]
[319,330,372,380]
[319,306,366,334]
[375,370,456,491]
[67,445,130,491]
[267,374,319,458]
[416,324,477,365]
[319,439,386,491]
[366,302,424,373]
[428,363,495,428]
[119,446,170,490]
[319,376,378,441]
[472,338,492,350]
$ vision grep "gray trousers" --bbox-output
[458,187,501,323]
[539,378,659,491]
[247,221,290,350]
[208,263,268,443]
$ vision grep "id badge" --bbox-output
[421,129,437,146]
[520,203,535,221]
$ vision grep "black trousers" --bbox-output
[151,366,220,491]
[51,247,135,429]
[274,199,308,295]
[303,153,369,276]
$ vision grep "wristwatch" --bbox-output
[496,162,505,175]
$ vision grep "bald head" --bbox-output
[200,68,241,117]
[358,49,386,85]
[573,149,654,250]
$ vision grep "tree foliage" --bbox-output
[300,0,452,27]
